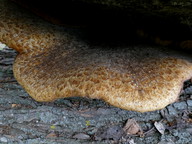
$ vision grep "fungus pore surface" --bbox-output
[0,0,192,112]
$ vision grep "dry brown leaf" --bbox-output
[11,104,21,108]
[154,121,165,135]
[46,132,58,138]
[123,119,143,135]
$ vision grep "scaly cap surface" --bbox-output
[0,0,192,112]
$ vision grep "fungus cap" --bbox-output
[0,0,192,112]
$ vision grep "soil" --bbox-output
[0,45,192,144]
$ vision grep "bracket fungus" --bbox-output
[0,0,192,112]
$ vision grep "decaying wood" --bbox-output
[0,46,192,143]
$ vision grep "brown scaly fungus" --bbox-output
[0,0,192,112]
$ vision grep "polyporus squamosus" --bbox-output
[0,0,192,112]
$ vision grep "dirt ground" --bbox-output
[0,44,191,144]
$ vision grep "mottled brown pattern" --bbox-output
[0,0,192,112]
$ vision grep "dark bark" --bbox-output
[11,0,192,49]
